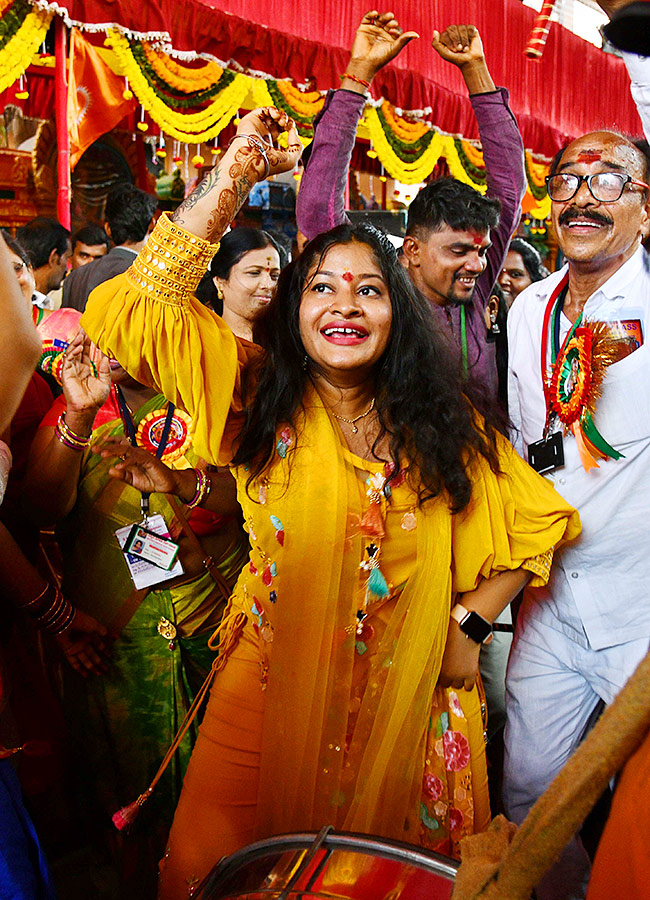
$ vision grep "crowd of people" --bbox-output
[2,2,650,899]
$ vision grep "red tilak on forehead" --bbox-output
[576,151,601,163]
[469,232,484,247]
[342,271,354,282]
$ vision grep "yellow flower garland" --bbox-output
[250,79,312,146]
[75,25,553,207]
[275,80,323,118]
[106,29,249,142]
[443,136,488,194]
[381,101,430,142]
[142,42,225,93]
[250,77,273,109]
[460,139,485,170]
[528,195,552,220]
[525,150,548,188]
[365,106,445,184]
[0,4,52,93]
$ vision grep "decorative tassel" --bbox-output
[112,789,152,831]
[137,106,149,132]
[367,565,389,600]
[192,144,204,168]
[360,501,385,538]
[16,74,29,101]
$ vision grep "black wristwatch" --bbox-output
[450,603,493,645]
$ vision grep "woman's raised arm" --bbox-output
[172,108,301,243]
[81,109,301,465]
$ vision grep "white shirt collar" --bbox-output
[532,247,647,304]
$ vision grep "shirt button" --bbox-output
[559,478,566,485]
[571,572,579,579]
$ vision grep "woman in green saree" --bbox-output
[25,332,249,898]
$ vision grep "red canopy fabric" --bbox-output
[46,0,644,157]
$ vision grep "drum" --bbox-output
[193,827,458,899]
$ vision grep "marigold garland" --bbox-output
[376,103,435,160]
[275,80,323,118]
[13,11,551,201]
[444,138,488,194]
[381,101,430,141]
[0,0,52,93]
[452,138,486,185]
[460,139,485,170]
[0,0,29,49]
[266,79,314,130]
[106,28,249,142]
[142,42,225,93]
[525,150,548,189]
[131,42,235,108]
[365,106,445,184]
[250,78,313,146]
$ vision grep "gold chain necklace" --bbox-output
[331,397,376,434]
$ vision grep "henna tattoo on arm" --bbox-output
[172,163,221,225]
[171,145,269,243]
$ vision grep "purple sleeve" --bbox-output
[471,88,526,314]
[296,89,366,240]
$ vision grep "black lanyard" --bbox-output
[115,385,175,520]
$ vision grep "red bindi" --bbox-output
[342,271,354,282]
[576,151,601,163]
[469,232,484,247]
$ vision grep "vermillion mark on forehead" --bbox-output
[576,151,602,164]
[342,271,354,282]
[469,232,485,247]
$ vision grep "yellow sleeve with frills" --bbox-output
[451,432,581,592]
[81,214,259,465]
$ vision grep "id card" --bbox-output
[528,431,564,475]
[115,514,184,589]
[124,524,179,571]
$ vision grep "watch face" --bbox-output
[460,611,492,644]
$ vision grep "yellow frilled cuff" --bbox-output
[82,212,248,466]
[522,547,555,587]
[127,213,220,305]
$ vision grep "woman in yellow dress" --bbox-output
[82,103,580,898]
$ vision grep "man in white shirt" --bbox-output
[504,55,650,900]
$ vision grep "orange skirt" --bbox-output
[158,624,490,899]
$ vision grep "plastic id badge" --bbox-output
[124,524,179,570]
[115,514,184,590]
[528,431,565,475]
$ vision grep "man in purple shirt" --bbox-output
[296,16,526,400]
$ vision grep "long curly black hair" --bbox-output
[232,223,502,512]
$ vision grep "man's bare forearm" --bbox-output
[461,58,496,95]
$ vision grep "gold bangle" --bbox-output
[55,413,91,451]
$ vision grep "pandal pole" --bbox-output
[54,16,71,229]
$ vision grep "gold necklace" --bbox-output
[331,397,376,434]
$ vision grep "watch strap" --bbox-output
[450,603,493,645]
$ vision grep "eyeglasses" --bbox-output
[545,172,650,203]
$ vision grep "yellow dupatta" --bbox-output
[246,385,452,842]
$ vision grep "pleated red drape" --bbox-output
[36,0,646,156]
